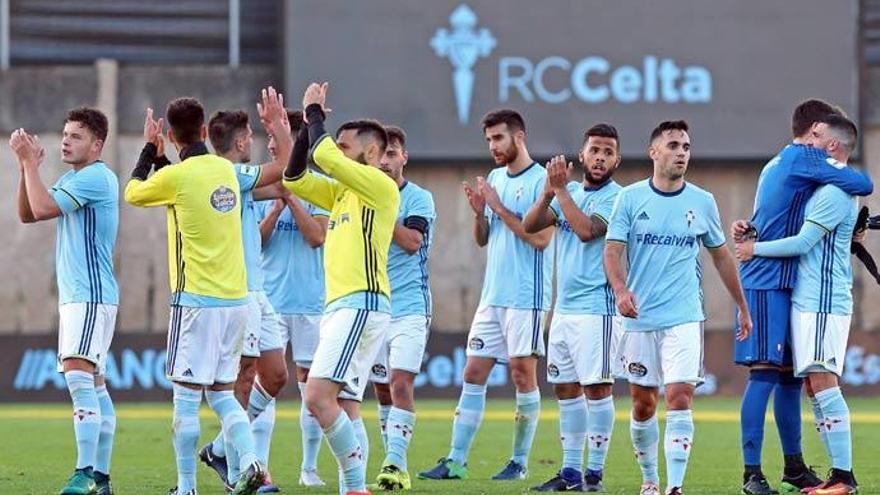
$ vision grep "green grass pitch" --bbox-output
[1,397,878,494]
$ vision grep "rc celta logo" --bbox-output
[432,4,713,125]
[430,4,496,125]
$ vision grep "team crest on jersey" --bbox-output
[515,186,524,200]
[210,186,237,213]
[686,210,695,228]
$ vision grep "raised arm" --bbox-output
[795,146,873,196]
[260,198,285,246]
[288,196,328,248]
[282,124,337,211]
[480,176,553,250]
[10,131,62,221]
[522,180,555,234]
[463,180,489,247]
[17,172,36,223]
[254,87,293,187]
[556,190,608,242]
[124,146,177,207]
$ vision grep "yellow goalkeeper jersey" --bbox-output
[283,135,399,311]
[124,151,247,306]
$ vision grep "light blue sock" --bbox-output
[448,382,487,464]
[225,429,241,485]
[247,385,275,465]
[211,431,226,458]
[558,396,587,471]
[809,395,832,458]
[65,370,101,470]
[586,396,615,472]
[172,384,202,494]
[385,407,416,470]
[351,417,369,484]
[252,400,275,465]
[815,387,852,471]
[206,390,258,473]
[378,404,392,452]
[630,414,660,484]
[298,382,322,472]
[325,410,365,492]
[512,389,541,466]
[664,410,694,491]
[95,385,116,475]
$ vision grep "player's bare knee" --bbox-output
[510,365,537,391]
[664,383,694,411]
[553,383,583,400]
[390,376,415,408]
[462,357,494,384]
[585,383,613,400]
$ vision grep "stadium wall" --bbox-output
[2,62,880,339]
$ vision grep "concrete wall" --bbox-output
[3,62,880,335]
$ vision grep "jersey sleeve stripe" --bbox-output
[592,212,609,225]
[56,187,82,209]
[805,218,833,234]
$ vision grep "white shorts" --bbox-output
[616,322,704,387]
[466,305,547,362]
[57,303,118,375]
[309,308,390,401]
[547,313,622,386]
[791,310,851,377]
[371,315,431,384]
[165,304,248,385]
[242,291,285,358]
[280,313,322,368]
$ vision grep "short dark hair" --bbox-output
[208,110,249,155]
[583,123,619,150]
[649,120,689,143]
[287,110,305,134]
[820,113,858,151]
[166,97,205,146]
[481,109,526,134]
[336,119,388,153]
[791,99,840,138]
[65,107,108,142]
[384,125,407,149]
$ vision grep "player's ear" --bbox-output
[199,124,208,142]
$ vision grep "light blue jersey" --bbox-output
[50,162,119,305]
[793,185,858,315]
[256,198,328,315]
[233,163,262,291]
[390,181,436,317]
[550,179,621,315]
[606,179,725,331]
[480,163,553,310]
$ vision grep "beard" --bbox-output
[493,142,518,164]
[583,164,614,185]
